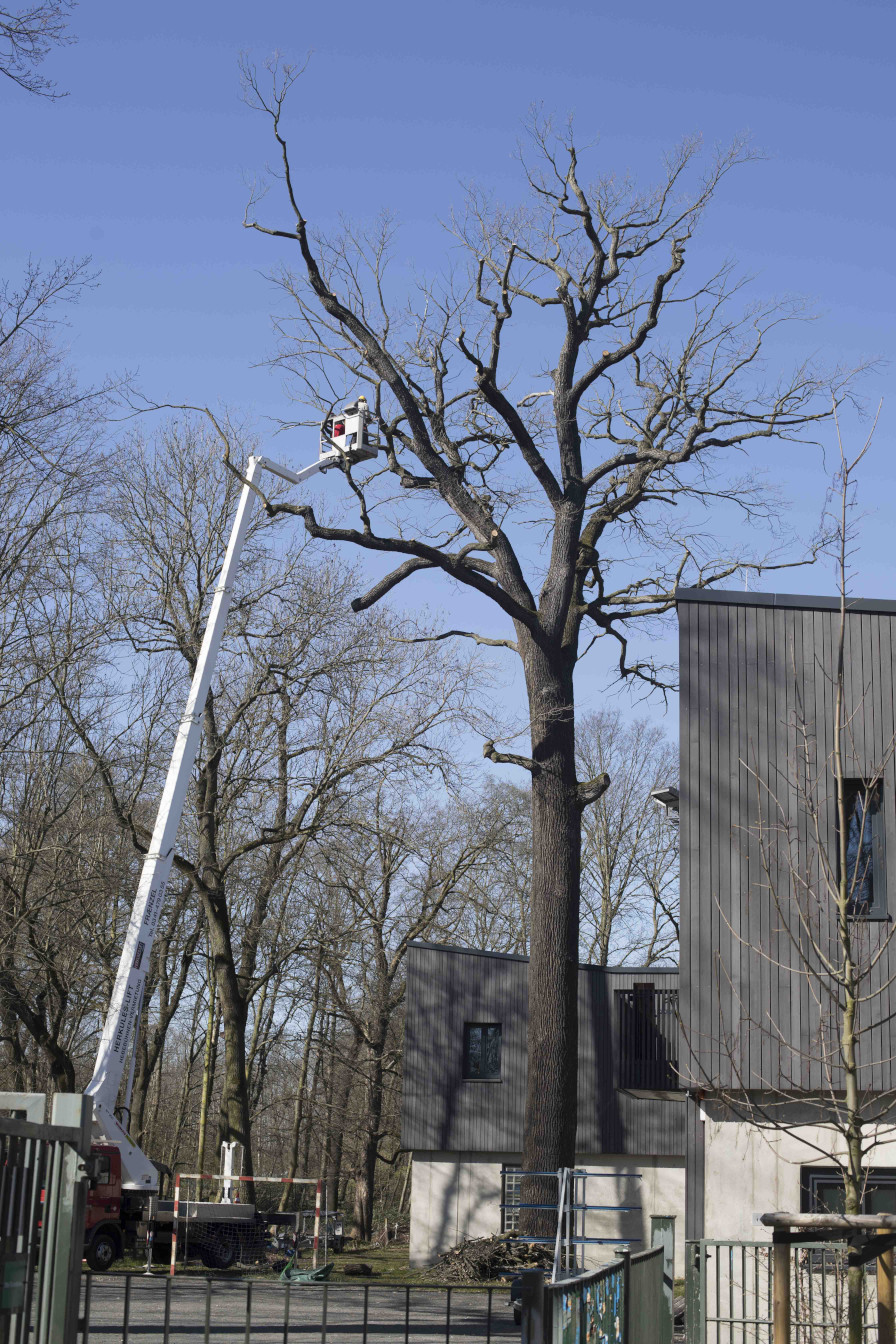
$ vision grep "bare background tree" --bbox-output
[0,0,74,96]
[239,58,849,1224]
[43,418,485,1189]
[578,711,679,965]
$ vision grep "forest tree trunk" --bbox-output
[280,980,321,1210]
[518,638,581,1237]
[352,1045,385,1242]
[204,888,255,1201]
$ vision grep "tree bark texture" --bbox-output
[519,639,580,1235]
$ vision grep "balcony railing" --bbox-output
[615,986,679,1090]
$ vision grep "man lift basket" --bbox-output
[319,395,380,468]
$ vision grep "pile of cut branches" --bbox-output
[426,1234,553,1283]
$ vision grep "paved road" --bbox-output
[80,1275,519,1343]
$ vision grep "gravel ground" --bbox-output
[80,1274,519,1343]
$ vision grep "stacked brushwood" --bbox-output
[426,1234,553,1283]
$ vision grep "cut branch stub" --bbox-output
[483,740,539,775]
[577,773,611,810]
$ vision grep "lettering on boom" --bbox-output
[112,986,134,1054]
[142,881,167,936]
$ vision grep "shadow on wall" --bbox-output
[589,972,624,1152]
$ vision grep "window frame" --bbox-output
[462,1021,502,1081]
[837,778,888,921]
[501,1166,521,1233]
[801,1166,896,1215]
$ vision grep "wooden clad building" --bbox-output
[679,588,896,1239]
[403,587,896,1261]
[402,944,686,1266]
[679,587,896,1094]
[403,943,683,1155]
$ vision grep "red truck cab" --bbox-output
[84,1144,123,1271]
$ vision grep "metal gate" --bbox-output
[686,1239,880,1343]
[0,1092,92,1344]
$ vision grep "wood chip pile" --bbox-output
[426,1234,554,1283]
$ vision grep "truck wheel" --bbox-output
[86,1232,118,1272]
[200,1238,236,1271]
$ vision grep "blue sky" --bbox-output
[3,0,894,740]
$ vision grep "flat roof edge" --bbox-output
[675,587,896,616]
[408,941,678,974]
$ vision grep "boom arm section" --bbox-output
[87,454,322,1188]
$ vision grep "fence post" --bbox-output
[44,1094,91,1344]
[685,1242,705,1344]
[520,1268,547,1344]
[651,1217,675,1344]
[878,1231,895,1344]
[772,1233,791,1344]
[620,1246,632,1344]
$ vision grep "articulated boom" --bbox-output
[87,411,380,1189]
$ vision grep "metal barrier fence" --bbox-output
[78,1273,518,1342]
[629,1245,671,1343]
[0,1092,92,1344]
[520,1242,672,1344]
[686,1239,880,1343]
[546,1257,625,1343]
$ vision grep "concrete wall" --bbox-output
[701,1101,896,1242]
[409,1151,686,1274]
[409,1152,507,1267]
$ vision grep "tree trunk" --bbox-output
[0,997,28,1090]
[203,887,255,1201]
[832,581,864,1344]
[397,1152,412,1217]
[518,639,581,1237]
[0,977,76,1093]
[326,1038,357,1217]
[129,1016,151,1144]
[301,1041,324,1182]
[352,1044,385,1242]
[279,980,321,1211]
[196,968,220,1181]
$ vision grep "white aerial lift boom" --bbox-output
[86,398,379,1192]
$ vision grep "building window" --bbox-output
[838,780,886,918]
[463,1022,501,1079]
[501,1167,521,1233]
[802,1167,896,1216]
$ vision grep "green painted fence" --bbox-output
[686,1239,880,1343]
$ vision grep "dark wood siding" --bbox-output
[402,943,684,1156]
[678,589,896,1092]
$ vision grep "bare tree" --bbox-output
[0,260,110,737]
[0,261,119,1088]
[453,713,679,966]
[578,711,678,965]
[53,419,481,1184]
[0,736,132,1091]
[240,58,854,1222]
[451,781,533,956]
[307,781,504,1238]
[0,0,74,96]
